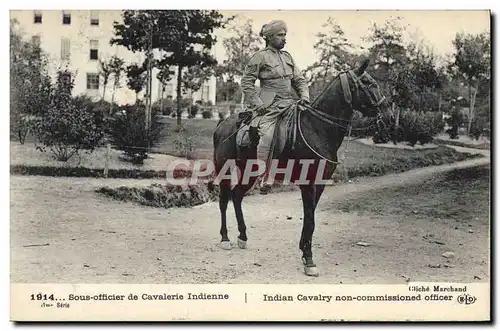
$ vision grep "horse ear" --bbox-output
[356,58,370,75]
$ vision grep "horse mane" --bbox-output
[309,71,344,108]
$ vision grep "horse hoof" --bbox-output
[237,238,247,249]
[220,241,231,250]
[304,266,319,277]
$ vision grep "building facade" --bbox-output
[10,10,217,106]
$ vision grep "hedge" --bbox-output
[10,164,192,179]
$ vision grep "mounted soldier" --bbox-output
[240,19,310,193]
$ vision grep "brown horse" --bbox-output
[212,59,389,277]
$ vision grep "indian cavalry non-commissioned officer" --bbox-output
[241,20,310,193]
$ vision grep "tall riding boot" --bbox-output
[255,121,275,195]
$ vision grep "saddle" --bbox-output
[235,103,300,159]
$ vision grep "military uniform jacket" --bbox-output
[241,47,310,109]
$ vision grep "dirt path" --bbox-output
[10,153,490,284]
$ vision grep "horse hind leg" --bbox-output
[219,184,232,250]
[231,186,248,249]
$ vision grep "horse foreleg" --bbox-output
[299,184,319,277]
[219,184,232,250]
[231,187,248,249]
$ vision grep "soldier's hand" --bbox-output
[298,98,310,107]
[254,105,268,116]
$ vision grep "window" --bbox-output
[60,38,70,61]
[89,40,98,60]
[33,11,42,24]
[62,11,71,25]
[31,35,41,47]
[90,10,99,26]
[86,73,99,90]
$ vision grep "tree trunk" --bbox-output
[393,87,399,126]
[176,65,183,129]
[438,92,442,112]
[102,79,108,102]
[160,87,165,115]
[109,83,116,116]
[467,80,479,134]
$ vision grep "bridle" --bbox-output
[296,69,387,165]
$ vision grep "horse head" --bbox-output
[341,58,395,134]
[346,58,388,118]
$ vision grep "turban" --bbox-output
[259,20,287,38]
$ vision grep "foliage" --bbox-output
[10,164,190,179]
[126,62,147,102]
[396,110,444,146]
[364,17,412,114]
[202,109,213,119]
[445,108,465,139]
[10,19,52,143]
[449,31,490,133]
[34,70,105,161]
[98,58,112,101]
[173,127,202,159]
[111,10,230,128]
[468,116,488,140]
[216,77,241,103]
[107,102,165,164]
[217,17,261,80]
[355,108,444,146]
[304,17,360,99]
[182,65,213,96]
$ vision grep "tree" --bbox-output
[216,17,261,104]
[449,31,490,134]
[111,10,230,129]
[304,17,359,99]
[155,11,228,128]
[125,62,147,103]
[216,76,240,103]
[34,70,104,161]
[10,19,52,143]
[156,65,174,114]
[108,55,125,115]
[364,17,411,125]
[182,65,213,98]
[219,18,260,80]
[407,38,452,113]
[98,59,112,102]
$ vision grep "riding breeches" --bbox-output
[248,98,295,182]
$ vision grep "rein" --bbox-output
[217,69,385,164]
[296,70,382,165]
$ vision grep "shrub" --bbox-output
[445,108,464,139]
[34,70,105,161]
[469,117,488,140]
[202,109,213,119]
[108,102,165,164]
[189,103,201,118]
[10,164,193,179]
[350,110,377,138]
[371,109,444,146]
[173,128,201,159]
